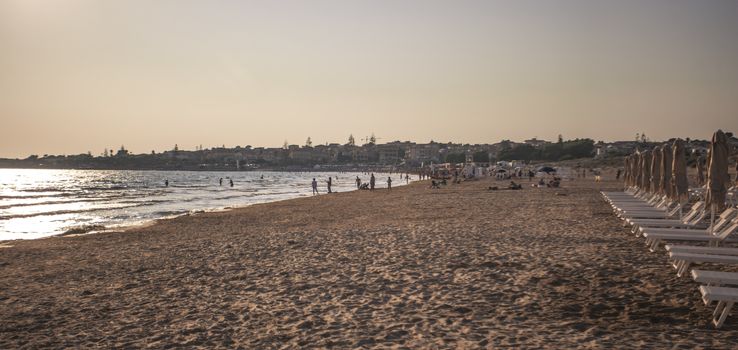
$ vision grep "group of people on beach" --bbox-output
[163,171,414,194]
[311,173,402,195]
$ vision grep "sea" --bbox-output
[0,169,407,241]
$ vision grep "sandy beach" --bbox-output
[1,176,737,348]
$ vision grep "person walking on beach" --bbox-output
[312,178,319,195]
[356,176,361,189]
[387,176,392,190]
[327,177,333,193]
[405,174,409,184]
[370,173,376,190]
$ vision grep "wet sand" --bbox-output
[1,176,737,348]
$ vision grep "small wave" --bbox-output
[117,198,171,205]
[80,186,130,191]
[0,198,113,210]
[0,192,73,199]
[59,225,106,236]
[0,203,153,220]
[150,210,189,218]
[20,187,66,193]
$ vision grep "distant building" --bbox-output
[377,144,401,164]
[406,143,441,163]
[524,138,549,148]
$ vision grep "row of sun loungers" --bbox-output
[603,187,738,328]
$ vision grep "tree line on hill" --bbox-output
[443,138,596,163]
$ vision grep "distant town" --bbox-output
[0,133,726,171]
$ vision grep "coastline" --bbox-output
[0,169,411,242]
[1,177,737,348]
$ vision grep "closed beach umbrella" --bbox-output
[631,152,640,189]
[706,130,729,212]
[640,150,651,192]
[623,156,629,186]
[633,151,643,187]
[697,156,706,186]
[661,144,673,198]
[651,146,662,194]
[672,139,689,202]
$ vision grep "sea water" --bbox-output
[0,169,407,240]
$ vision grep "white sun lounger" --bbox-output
[666,245,738,256]
[628,202,706,236]
[669,252,738,277]
[699,286,738,328]
[642,211,738,252]
[692,269,738,286]
[690,270,738,328]
[617,202,681,220]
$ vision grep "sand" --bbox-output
[1,176,737,348]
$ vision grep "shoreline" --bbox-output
[0,170,414,242]
[2,177,737,348]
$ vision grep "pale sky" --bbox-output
[1,0,737,157]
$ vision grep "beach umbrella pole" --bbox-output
[710,204,715,236]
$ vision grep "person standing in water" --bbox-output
[164,179,169,187]
[327,177,333,193]
[229,178,234,187]
[370,173,375,190]
[312,178,319,195]
[219,178,223,186]
[387,176,392,190]
[356,176,361,189]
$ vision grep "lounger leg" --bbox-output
[715,302,734,328]
[676,261,691,277]
[714,301,726,318]
[649,239,661,253]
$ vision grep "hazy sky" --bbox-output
[1,0,737,157]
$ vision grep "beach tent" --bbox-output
[650,146,662,194]
[672,139,689,203]
[537,166,556,174]
[640,150,652,192]
[706,130,729,212]
[661,144,673,198]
